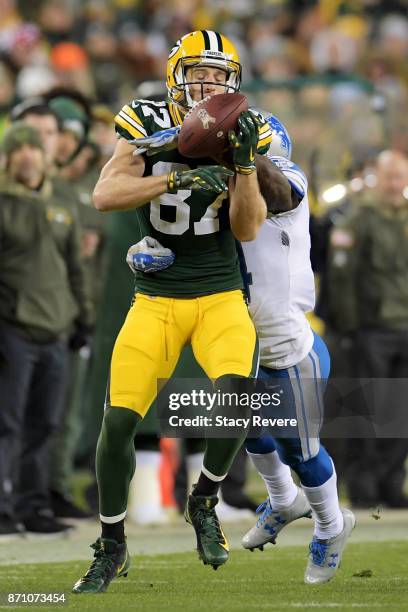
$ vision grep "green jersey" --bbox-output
[114,98,270,298]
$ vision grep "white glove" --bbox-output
[126,237,175,273]
[130,126,181,156]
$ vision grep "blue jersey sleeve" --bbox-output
[267,154,308,199]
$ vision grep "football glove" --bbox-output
[130,126,180,156]
[167,165,233,194]
[228,111,260,175]
[126,236,175,274]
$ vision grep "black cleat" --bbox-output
[185,494,229,569]
[72,538,130,594]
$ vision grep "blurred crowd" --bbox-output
[0,0,408,537]
[1,1,407,179]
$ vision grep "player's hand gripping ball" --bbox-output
[228,110,259,174]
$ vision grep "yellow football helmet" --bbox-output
[167,30,242,110]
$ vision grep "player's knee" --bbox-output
[245,432,277,454]
[290,445,334,487]
[276,437,319,467]
[102,406,141,445]
[214,374,251,420]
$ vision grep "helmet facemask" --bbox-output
[169,55,242,110]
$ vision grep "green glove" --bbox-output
[228,111,259,175]
[167,165,234,194]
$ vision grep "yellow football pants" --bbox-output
[108,290,258,417]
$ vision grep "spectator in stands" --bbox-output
[11,98,61,170]
[0,122,93,536]
[328,149,408,508]
[11,97,98,519]
[40,88,92,169]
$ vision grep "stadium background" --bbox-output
[1,0,408,609]
[1,0,407,179]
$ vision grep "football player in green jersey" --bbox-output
[73,30,272,594]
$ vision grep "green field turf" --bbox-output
[1,540,408,612]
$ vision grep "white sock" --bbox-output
[128,451,164,524]
[186,452,204,494]
[247,450,298,510]
[302,466,344,540]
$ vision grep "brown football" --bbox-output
[178,93,248,161]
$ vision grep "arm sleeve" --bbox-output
[267,155,308,200]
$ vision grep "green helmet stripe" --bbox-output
[215,32,223,52]
[201,30,211,50]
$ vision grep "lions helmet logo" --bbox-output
[267,115,292,159]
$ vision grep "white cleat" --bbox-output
[304,508,356,585]
[242,488,312,551]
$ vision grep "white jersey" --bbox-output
[241,156,315,369]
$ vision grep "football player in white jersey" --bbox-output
[239,114,355,584]
[127,113,355,585]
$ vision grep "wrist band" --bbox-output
[234,164,256,175]
[167,171,178,193]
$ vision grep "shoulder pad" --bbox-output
[115,99,174,141]
[115,100,148,140]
